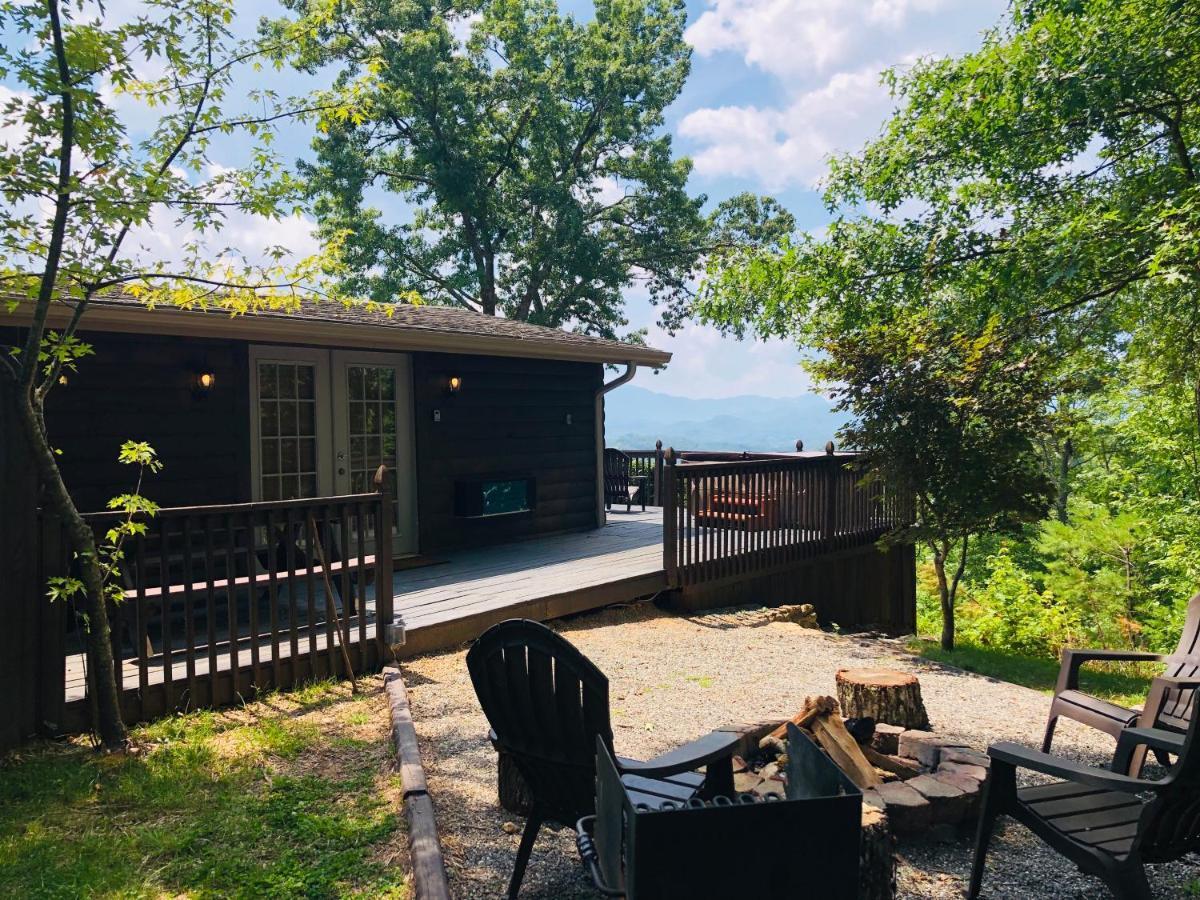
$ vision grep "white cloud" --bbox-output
[679,66,892,189]
[685,0,948,77]
[631,319,817,399]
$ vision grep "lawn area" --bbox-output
[0,677,407,899]
[909,638,1157,709]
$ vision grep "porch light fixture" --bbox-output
[447,375,463,394]
[193,370,216,398]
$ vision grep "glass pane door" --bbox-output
[346,365,398,495]
[250,348,332,502]
[332,352,416,556]
[257,361,320,501]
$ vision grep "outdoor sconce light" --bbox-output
[193,370,216,398]
[57,374,69,386]
[447,375,463,395]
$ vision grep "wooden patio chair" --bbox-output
[603,448,648,512]
[466,618,739,899]
[1043,592,1200,773]
[969,696,1200,899]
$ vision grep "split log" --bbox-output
[860,804,897,900]
[759,695,837,749]
[810,711,882,790]
[836,669,929,730]
[863,745,923,780]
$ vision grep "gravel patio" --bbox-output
[401,601,1199,899]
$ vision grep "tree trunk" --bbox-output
[933,546,954,651]
[1055,437,1072,523]
[497,750,534,816]
[836,669,930,730]
[16,385,127,748]
[859,804,897,900]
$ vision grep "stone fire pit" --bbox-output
[735,669,992,840]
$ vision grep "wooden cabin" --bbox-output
[0,296,914,750]
[3,295,669,549]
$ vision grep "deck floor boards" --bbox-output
[66,509,665,703]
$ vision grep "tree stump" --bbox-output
[860,804,897,900]
[836,669,930,730]
[497,750,534,816]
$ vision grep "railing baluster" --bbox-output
[356,501,368,670]
[304,509,319,675]
[135,528,149,717]
[285,505,300,685]
[266,507,281,688]
[248,510,261,691]
[323,505,339,678]
[339,505,353,667]
[225,511,239,701]
[204,514,218,706]
[182,515,198,706]
[158,517,175,712]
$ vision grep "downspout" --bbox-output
[595,362,637,527]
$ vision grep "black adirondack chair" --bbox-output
[970,690,1200,900]
[1043,592,1200,774]
[604,448,648,512]
[466,618,738,899]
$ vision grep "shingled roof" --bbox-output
[13,292,671,367]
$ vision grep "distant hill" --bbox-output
[604,385,849,452]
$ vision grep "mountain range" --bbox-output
[604,385,849,453]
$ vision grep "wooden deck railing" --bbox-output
[44,469,395,726]
[660,448,912,588]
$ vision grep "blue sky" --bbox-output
[6,0,1010,398]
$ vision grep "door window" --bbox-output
[257,361,319,501]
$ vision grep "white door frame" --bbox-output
[247,346,334,500]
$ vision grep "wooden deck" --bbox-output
[66,509,666,701]
[395,507,666,654]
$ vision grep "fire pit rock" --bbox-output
[862,729,990,835]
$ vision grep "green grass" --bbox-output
[908,639,1157,708]
[0,680,406,899]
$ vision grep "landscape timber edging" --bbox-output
[383,666,452,900]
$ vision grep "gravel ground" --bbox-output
[401,602,1199,898]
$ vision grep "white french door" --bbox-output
[249,347,417,555]
[330,350,417,555]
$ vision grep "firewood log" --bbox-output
[810,712,883,790]
[758,695,837,749]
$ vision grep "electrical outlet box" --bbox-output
[432,408,441,423]
[566,413,573,425]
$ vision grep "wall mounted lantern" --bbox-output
[193,370,216,398]
[447,375,463,395]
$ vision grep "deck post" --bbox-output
[653,439,664,507]
[662,448,678,586]
[374,465,395,659]
[823,444,838,551]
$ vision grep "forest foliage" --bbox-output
[699,0,1200,655]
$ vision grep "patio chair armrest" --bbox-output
[1055,648,1165,693]
[1117,726,1185,758]
[617,730,741,779]
[1113,725,1187,774]
[989,741,1153,794]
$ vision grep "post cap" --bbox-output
[825,441,835,455]
[795,439,804,452]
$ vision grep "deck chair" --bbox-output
[603,448,648,512]
[466,618,738,899]
[969,696,1200,900]
[1043,592,1200,773]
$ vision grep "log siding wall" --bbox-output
[2,329,603,555]
[411,352,601,550]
